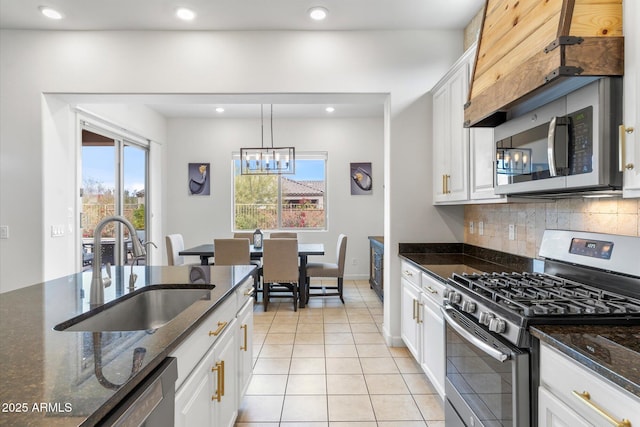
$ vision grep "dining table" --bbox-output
[179,242,325,308]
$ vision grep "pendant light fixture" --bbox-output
[240,104,295,175]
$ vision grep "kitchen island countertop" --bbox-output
[0,264,255,426]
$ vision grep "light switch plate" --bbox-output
[469,221,474,234]
[508,224,516,240]
[0,225,8,239]
[478,222,484,236]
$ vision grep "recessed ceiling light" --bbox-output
[308,6,328,21]
[325,107,335,113]
[215,107,225,113]
[39,6,63,20]
[176,7,196,21]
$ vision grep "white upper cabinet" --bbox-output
[432,47,472,204]
[623,0,640,197]
[432,44,505,204]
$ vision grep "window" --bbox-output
[233,153,327,231]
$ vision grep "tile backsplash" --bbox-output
[464,199,640,259]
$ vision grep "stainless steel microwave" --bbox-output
[494,77,623,196]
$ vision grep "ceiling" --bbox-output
[0,0,484,31]
[2,0,483,119]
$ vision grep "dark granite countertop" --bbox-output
[532,325,640,398]
[399,242,534,281]
[0,264,255,426]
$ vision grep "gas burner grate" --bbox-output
[451,272,640,317]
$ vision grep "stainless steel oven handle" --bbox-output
[547,116,559,177]
[441,305,510,362]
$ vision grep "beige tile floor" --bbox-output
[235,279,445,427]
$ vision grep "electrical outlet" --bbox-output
[469,221,474,234]
[478,221,484,236]
[508,224,516,241]
[51,224,65,237]
[0,225,8,239]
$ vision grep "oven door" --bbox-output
[441,306,530,427]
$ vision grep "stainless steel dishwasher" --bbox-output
[98,357,178,427]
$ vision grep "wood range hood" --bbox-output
[464,0,624,127]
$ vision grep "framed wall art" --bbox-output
[350,162,372,195]
[188,163,210,195]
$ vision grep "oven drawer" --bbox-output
[539,343,640,427]
[400,261,421,287]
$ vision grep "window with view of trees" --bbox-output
[233,153,327,230]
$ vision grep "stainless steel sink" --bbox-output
[55,287,213,332]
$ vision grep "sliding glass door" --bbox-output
[81,125,148,269]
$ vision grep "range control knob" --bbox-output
[479,311,494,326]
[461,301,477,313]
[443,289,454,300]
[488,318,506,334]
[449,292,462,304]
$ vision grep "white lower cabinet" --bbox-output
[172,277,254,427]
[400,276,421,360]
[236,298,253,401]
[419,291,445,398]
[400,260,446,400]
[538,342,640,427]
[538,385,592,427]
[175,318,237,427]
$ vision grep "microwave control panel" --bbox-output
[568,106,593,175]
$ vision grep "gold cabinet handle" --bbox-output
[220,360,225,397]
[426,286,438,294]
[209,321,228,336]
[412,299,417,320]
[211,361,223,402]
[619,125,635,171]
[442,174,446,194]
[244,287,255,296]
[417,302,423,324]
[240,324,248,351]
[445,174,451,194]
[404,270,413,277]
[572,390,631,427]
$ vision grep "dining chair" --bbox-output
[215,238,259,298]
[213,238,250,265]
[233,232,255,243]
[166,234,189,266]
[269,232,297,239]
[233,232,263,297]
[305,234,347,303]
[262,238,300,311]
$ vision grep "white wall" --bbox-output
[0,29,465,343]
[165,117,384,278]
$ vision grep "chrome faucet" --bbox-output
[91,215,146,306]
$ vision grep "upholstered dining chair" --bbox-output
[215,238,258,297]
[213,238,250,265]
[269,232,297,239]
[166,234,186,266]
[233,232,255,243]
[262,238,300,311]
[233,232,263,297]
[306,234,347,303]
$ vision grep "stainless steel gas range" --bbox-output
[442,230,640,427]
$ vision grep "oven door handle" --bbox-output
[547,116,569,177]
[441,305,510,362]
